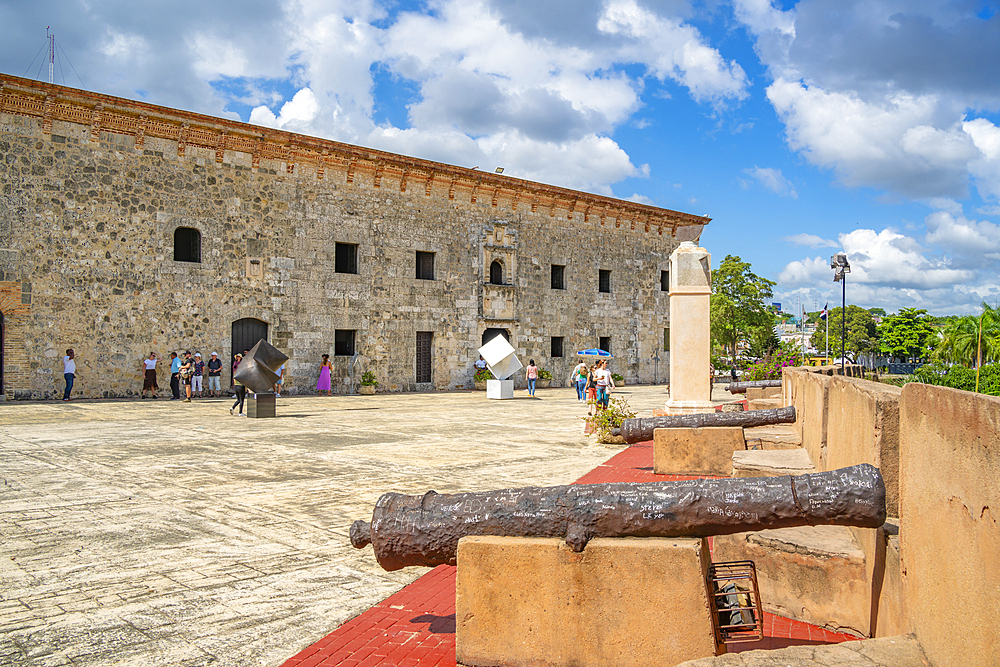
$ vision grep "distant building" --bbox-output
[0,74,709,398]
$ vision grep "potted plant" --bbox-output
[611,372,624,387]
[474,367,492,390]
[582,396,636,445]
[359,370,378,395]
[537,368,552,388]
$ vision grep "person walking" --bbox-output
[180,351,194,402]
[572,360,588,402]
[595,360,615,410]
[272,363,285,397]
[316,354,333,396]
[525,360,538,397]
[62,349,76,401]
[169,352,181,400]
[230,353,246,415]
[192,353,205,398]
[141,352,158,398]
[585,363,599,415]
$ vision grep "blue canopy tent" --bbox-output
[576,348,613,358]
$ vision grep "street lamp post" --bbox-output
[830,253,851,373]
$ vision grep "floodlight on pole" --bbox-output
[830,253,850,372]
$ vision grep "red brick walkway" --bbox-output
[283,442,856,667]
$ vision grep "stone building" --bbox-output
[0,74,708,399]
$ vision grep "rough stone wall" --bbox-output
[0,78,704,399]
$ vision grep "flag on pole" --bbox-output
[820,303,828,321]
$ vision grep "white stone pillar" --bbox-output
[665,241,714,415]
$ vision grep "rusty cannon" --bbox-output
[726,379,783,394]
[610,406,796,444]
[350,463,885,571]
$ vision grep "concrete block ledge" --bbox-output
[676,635,929,667]
[731,448,815,478]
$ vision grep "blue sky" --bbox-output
[3,0,1000,315]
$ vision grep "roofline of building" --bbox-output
[0,73,710,232]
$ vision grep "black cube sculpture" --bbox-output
[234,340,288,418]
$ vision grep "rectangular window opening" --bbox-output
[599,336,611,354]
[416,331,433,383]
[334,329,356,356]
[663,327,670,352]
[335,243,358,274]
[551,336,564,358]
[416,251,435,280]
[661,270,669,292]
[551,265,565,290]
[599,269,611,293]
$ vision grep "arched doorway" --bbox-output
[231,318,268,387]
[489,260,504,285]
[482,328,510,346]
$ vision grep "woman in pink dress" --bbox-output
[316,354,333,395]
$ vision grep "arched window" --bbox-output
[174,227,201,263]
[489,260,504,285]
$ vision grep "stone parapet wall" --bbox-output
[898,384,1000,667]
[0,75,708,398]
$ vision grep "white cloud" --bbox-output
[924,210,1000,256]
[775,225,997,315]
[249,88,320,132]
[963,118,1000,200]
[597,0,749,105]
[784,233,838,248]
[743,166,797,198]
[766,79,983,198]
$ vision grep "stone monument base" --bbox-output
[662,399,716,416]
[456,536,723,667]
[653,427,745,476]
[247,392,276,418]
[486,379,514,400]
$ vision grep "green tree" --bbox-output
[934,304,1000,367]
[868,307,887,317]
[877,308,937,360]
[810,305,878,361]
[711,255,776,359]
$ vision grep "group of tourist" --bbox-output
[141,351,225,401]
[572,359,616,413]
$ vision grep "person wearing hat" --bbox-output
[192,352,205,398]
[180,351,195,402]
[206,352,222,398]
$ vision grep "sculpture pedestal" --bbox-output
[662,399,717,416]
[653,427,745,476]
[456,536,723,667]
[486,379,514,400]
[248,392,276,418]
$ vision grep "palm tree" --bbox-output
[934,303,1000,367]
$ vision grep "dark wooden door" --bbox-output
[416,331,433,384]
[231,318,268,384]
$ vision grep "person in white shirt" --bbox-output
[63,349,77,401]
[272,363,285,397]
[141,352,158,398]
[594,360,615,409]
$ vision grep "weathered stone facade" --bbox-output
[0,74,707,399]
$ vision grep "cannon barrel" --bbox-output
[610,406,795,443]
[726,379,783,394]
[351,464,885,571]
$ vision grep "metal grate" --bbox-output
[708,560,764,644]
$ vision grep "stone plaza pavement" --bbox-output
[1,384,699,667]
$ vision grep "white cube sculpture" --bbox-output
[486,379,514,399]
[478,335,522,400]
